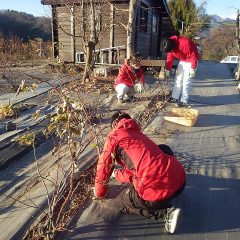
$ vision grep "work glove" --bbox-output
[135,83,149,93]
[110,169,116,179]
[189,68,197,78]
[93,187,97,197]
[165,70,170,80]
[92,187,105,200]
[135,83,144,93]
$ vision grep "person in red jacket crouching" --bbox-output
[163,35,199,108]
[94,111,186,233]
[114,53,145,103]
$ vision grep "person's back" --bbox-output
[114,60,144,87]
[95,117,186,202]
[94,112,186,234]
[166,35,199,69]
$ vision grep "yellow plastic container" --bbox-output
[164,107,199,127]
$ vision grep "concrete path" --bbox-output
[63,61,240,240]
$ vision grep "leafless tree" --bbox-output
[202,25,237,60]
[126,0,138,58]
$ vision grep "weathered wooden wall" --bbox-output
[55,2,129,63]
[53,0,171,62]
[113,3,128,47]
[57,6,74,61]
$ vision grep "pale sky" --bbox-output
[0,0,240,19]
[0,0,50,17]
[195,0,240,19]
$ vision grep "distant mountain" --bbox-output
[0,10,51,41]
[199,14,236,39]
[210,14,223,24]
[210,14,235,24]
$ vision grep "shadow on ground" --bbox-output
[65,174,240,239]
[190,93,240,106]
[196,113,240,127]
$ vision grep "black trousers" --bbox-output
[118,144,186,221]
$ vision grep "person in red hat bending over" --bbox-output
[163,35,199,108]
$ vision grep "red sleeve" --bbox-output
[115,168,135,183]
[137,67,145,83]
[94,136,115,198]
[166,52,175,71]
[116,65,127,83]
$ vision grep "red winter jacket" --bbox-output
[114,60,145,88]
[166,35,199,71]
[94,118,186,202]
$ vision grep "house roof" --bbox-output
[41,0,128,4]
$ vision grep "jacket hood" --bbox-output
[115,118,140,131]
[123,59,133,71]
[170,35,179,50]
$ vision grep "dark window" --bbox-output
[76,53,85,63]
[80,53,85,62]
[139,2,148,32]
[152,14,157,33]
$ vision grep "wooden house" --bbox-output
[41,0,176,64]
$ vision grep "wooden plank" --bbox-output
[140,59,165,67]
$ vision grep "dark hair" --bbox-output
[163,38,176,53]
[129,52,141,64]
[111,111,131,128]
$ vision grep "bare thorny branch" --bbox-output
[20,73,107,239]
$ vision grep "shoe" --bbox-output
[178,102,191,108]
[130,96,136,100]
[127,96,137,102]
[117,98,123,104]
[168,97,178,103]
[165,207,181,234]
